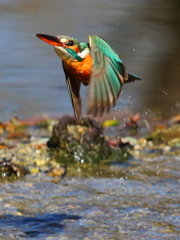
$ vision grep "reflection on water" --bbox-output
[0,0,180,121]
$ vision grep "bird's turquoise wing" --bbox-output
[87,35,128,116]
[62,62,82,118]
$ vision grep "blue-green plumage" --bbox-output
[87,35,141,116]
[65,48,83,62]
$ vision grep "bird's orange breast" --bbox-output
[65,54,93,84]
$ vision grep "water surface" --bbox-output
[0,152,180,239]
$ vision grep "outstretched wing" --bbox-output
[87,35,128,116]
[62,62,82,118]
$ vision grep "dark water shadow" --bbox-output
[0,213,81,238]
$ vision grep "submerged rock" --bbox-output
[47,116,111,163]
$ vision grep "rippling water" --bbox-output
[0,0,180,121]
[1,152,180,239]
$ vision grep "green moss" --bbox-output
[147,125,180,143]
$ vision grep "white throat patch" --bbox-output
[77,48,90,59]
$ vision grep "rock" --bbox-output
[47,166,67,178]
[47,115,111,163]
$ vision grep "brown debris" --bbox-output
[47,166,67,178]
[0,158,30,178]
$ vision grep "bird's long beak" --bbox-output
[36,34,63,46]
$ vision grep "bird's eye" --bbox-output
[66,40,74,46]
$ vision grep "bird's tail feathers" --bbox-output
[125,72,141,83]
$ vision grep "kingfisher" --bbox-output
[36,34,141,118]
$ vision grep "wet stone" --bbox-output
[47,116,112,163]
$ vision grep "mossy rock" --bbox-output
[47,116,111,163]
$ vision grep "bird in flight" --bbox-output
[36,34,141,118]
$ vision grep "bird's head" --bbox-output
[36,34,83,62]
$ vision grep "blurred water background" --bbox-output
[0,0,180,122]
